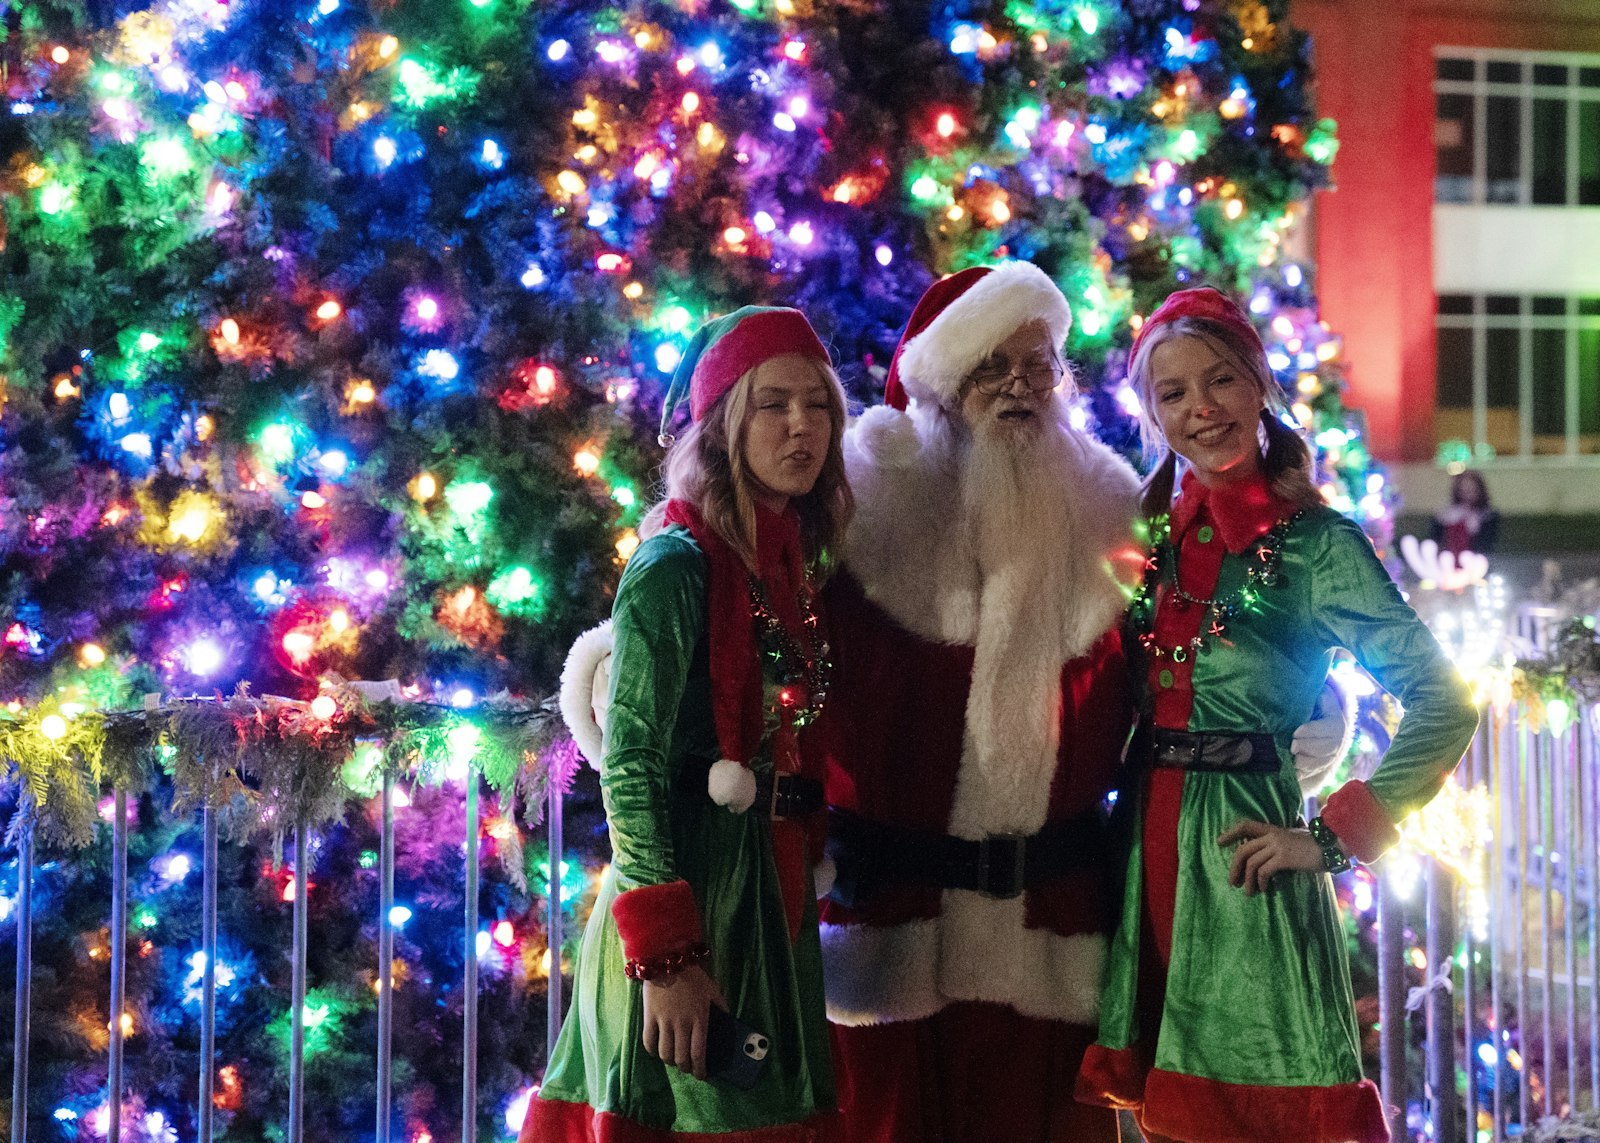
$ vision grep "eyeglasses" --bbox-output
[968,354,1064,397]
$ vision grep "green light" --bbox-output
[730,0,759,11]
[140,137,193,177]
[660,305,693,334]
[487,565,542,615]
[396,60,448,107]
[444,479,494,519]
[136,331,162,352]
[910,175,940,202]
[303,1002,330,1028]
[447,722,482,767]
[359,850,378,869]
[38,184,72,215]
[611,485,636,508]
[1304,121,1339,165]
[1174,129,1202,161]
[136,909,158,929]
[1074,6,1101,35]
[1012,105,1041,131]
[258,422,296,465]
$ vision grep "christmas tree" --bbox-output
[0,0,1390,1138]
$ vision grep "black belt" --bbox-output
[677,758,824,821]
[753,771,824,820]
[826,806,1107,906]
[1132,724,1280,775]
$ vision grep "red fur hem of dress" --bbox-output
[1076,1045,1390,1143]
[520,1097,842,1143]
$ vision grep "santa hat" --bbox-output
[658,306,830,445]
[1131,286,1264,363]
[885,261,1072,410]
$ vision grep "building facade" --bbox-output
[1296,0,1600,523]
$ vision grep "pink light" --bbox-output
[493,920,516,948]
[414,296,438,322]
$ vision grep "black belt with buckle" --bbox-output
[753,771,825,820]
[1133,724,1280,775]
[825,806,1107,907]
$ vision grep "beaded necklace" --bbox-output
[1129,509,1304,662]
[747,572,831,729]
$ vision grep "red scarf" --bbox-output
[662,498,825,941]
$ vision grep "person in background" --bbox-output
[525,307,848,1142]
[1076,287,1479,1143]
[1433,469,1499,556]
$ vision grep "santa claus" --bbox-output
[818,261,1144,1142]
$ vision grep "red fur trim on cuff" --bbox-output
[1075,1043,1150,1110]
[521,1097,842,1143]
[610,879,702,965]
[1140,1070,1389,1143]
[1321,780,1401,865]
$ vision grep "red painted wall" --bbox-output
[1294,0,1600,463]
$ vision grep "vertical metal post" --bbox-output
[377,773,395,1143]
[1539,731,1555,1118]
[547,772,565,1064]
[1517,721,1532,1134]
[1586,714,1600,1111]
[463,770,479,1143]
[1564,724,1580,1116]
[108,788,128,1143]
[1490,709,1507,1143]
[1378,866,1408,1142]
[11,811,34,1143]
[288,824,308,1143]
[198,796,219,1142]
[1427,858,1460,1143]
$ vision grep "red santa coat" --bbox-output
[819,404,1144,1030]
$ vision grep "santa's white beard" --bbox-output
[944,399,1099,836]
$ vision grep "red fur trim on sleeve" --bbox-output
[1074,1043,1150,1110]
[1140,1070,1389,1143]
[610,879,702,964]
[1321,780,1401,865]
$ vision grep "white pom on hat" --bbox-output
[708,758,758,813]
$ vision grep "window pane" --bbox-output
[1532,98,1569,204]
[1581,103,1600,206]
[1437,57,1475,82]
[1533,64,1569,87]
[1487,61,1522,84]
[1438,294,1475,316]
[1485,327,1520,409]
[1486,95,1522,203]
[1435,93,1476,202]
[1532,328,1566,443]
[1437,327,1474,409]
[1532,296,1567,316]
[1581,329,1600,437]
[1581,67,1600,89]
[1580,297,1600,316]
[1486,295,1522,316]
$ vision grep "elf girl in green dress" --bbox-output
[524,308,849,1142]
[1076,288,1479,1143]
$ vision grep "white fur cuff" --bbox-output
[708,759,757,813]
[559,620,614,769]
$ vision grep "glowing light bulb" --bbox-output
[219,318,241,345]
[412,472,439,501]
[310,695,338,720]
[573,448,602,476]
[316,299,341,321]
[80,643,107,667]
[282,630,316,662]
[39,714,68,740]
[937,113,957,138]
[51,46,71,64]
[493,920,516,948]
[724,226,747,245]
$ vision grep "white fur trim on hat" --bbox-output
[896,261,1072,406]
[559,621,613,768]
[708,759,757,813]
[849,405,921,469]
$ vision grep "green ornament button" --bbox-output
[1197,526,1214,544]
[1158,669,1175,688]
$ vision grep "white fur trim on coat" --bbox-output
[559,621,614,768]
[849,405,921,469]
[821,903,1104,1027]
[895,261,1073,407]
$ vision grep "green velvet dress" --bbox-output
[527,527,837,1142]
[1077,482,1479,1143]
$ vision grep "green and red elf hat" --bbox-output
[657,305,830,446]
[884,260,1073,411]
[1130,285,1265,362]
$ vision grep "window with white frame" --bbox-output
[1435,294,1600,458]
[1434,49,1600,206]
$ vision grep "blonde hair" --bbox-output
[658,356,853,571]
[1126,317,1320,519]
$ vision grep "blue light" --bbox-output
[699,42,724,69]
[480,139,504,170]
[419,349,460,382]
[548,39,571,62]
[373,136,397,168]
[318,450,350,478]
[389,905,413,927]
[948,23,980,54]
[1477,1043,1497,1067]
